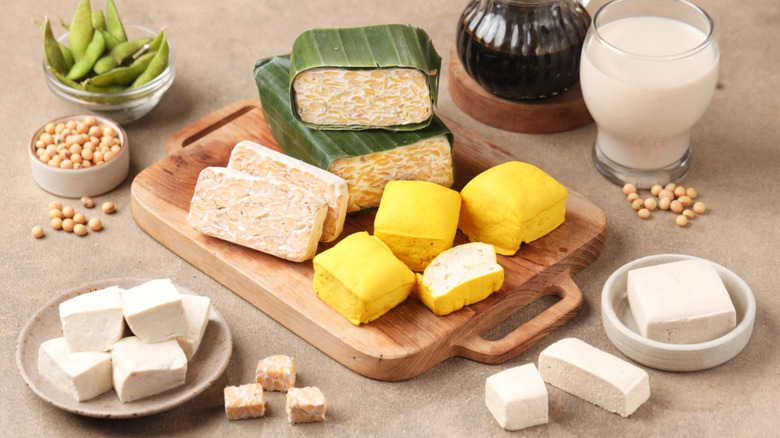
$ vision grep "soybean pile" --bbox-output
[39,0,169,93]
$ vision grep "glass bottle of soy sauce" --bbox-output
[456,0,591,100]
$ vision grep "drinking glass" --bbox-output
[580,0,719,188]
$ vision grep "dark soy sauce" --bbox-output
[456,1,591,100]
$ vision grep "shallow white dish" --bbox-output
[16,277,232,418]
[601,254,755,372]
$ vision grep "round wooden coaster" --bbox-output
[447,44,593,134]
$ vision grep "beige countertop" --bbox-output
[2,0,778,436]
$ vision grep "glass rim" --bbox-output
[591,0,716,61]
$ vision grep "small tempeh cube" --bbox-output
[256,355,296,392]
[286,387,326,425]
[224,383,266,420]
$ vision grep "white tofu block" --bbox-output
[539,338,650,417]
[37,337,113,402]
[59,285,125,352]
[121,278,187,344]
[175,294,212,360]
[627,259,737,344]
[485,364,548,431]
[111,336,188,403]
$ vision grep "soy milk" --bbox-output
[581,16,719,170]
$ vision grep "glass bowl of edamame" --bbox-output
[43,25,175,125]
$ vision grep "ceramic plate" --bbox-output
[601,254,755,372]
[15,277,232,418]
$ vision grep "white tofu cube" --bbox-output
[175,295,212,360]
[59,285,125,352]
[121,278,187,344]
[539,338,650,417]
[37,337,113,402]
[111,336,188,403]
[485,364,548,431]
[627,259,737,344]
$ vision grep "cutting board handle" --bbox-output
[454,271,583,363]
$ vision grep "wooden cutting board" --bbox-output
[131,99,606,381]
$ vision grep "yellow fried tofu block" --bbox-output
[415,242,504,316]
[459,161,567,255]
[374,180,461,271]
[312,231,415,325]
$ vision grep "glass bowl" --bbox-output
[43,25,175,124]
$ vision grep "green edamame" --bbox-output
[68,0,93,60]
[92,36,153,75]
[147,28,166,52]
[40,18,70,74]
[91,9,106,30]
[101,29,120,51]
[66,29,105,80]
[88,51,155,87]
[59,43,75,68]
[105,0,127,43]
[130,36,168,89]
[47,65,84,91]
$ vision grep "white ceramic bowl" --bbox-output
[28,114,129,198]
[601,254,755,372]
[44,25,175,124]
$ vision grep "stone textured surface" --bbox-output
[2,0,778,436]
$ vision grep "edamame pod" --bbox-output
[59,43,75,69]
[47,66,84,91]
[92,36,153,75]
[66,29,105,80]
[40,18,71,74]
[106,0,127,43]
[130,35,168,88]
[68,0,93,60]
[91,9,106,30]
[87,51,155,87]
[146,28,166,52]
[101,29,120,51]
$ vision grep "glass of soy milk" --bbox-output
[580,0,719,188]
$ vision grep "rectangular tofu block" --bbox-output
[286,387,326,425]
[59,285,124,352]
[187,166,327,262]
[627,259,737,344]
[539,338,650,417]
[224,383,266,420]
[121,278,187,344]
[111,336,188,403]
[256,355,296,392]
[227,140,348,242]
[176,294,212,360]
[485,363,548,431]
[38,337,113,402]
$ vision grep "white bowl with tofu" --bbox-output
[601,254,755,372]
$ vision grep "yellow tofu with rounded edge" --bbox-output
[415,242,504,316]
[313,231,415,325]
[373,180,461,271]
[459,161,567,255]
